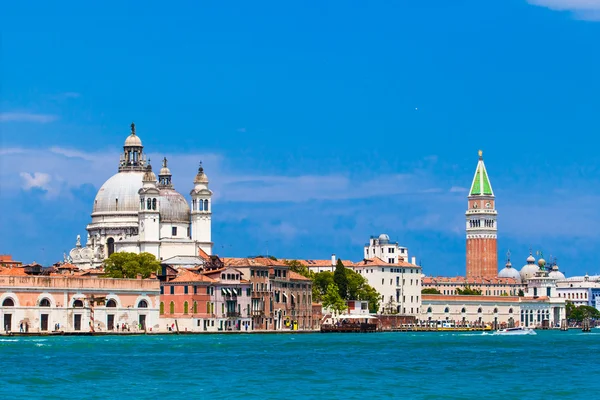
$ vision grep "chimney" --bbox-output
[137,273,143,280]
[331,254,336,266]
[411,256,416,265]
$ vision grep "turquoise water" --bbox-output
[1,331,597,399]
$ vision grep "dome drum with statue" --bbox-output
[69,123,213,268]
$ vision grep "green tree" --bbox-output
[456,286,482,296]
[421,288,441,294]
[322,283,347,314]
[333,259,348,299]
[284,260,312,279]
[346,269,380,312]
[312,271,334,302]
[518,289,525,297]
[566,302,600,321]
[104,252,160,279]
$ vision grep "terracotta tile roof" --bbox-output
[198,248,210,260]
[288,271,312,281]
[57,263,79,270]
[423,276,521,285]
[0,267,28,276]
[353,257,420,268]
[281,259,354,268]
[222,257,283,267]
[171,269,215,283]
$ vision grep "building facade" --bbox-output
[364,234,412,265]
[422,276,524,296]
[0,274,160,333]
[69,123,213,268]
[353,257,422,316]
[466,150,498,279]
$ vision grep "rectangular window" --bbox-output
[172,227,177,236]
[283,270,287,278]
[547,287,551,297]
[170,286,174,295]
[251,269,255,277]
[160,286,164,295]
[247,288,251,296]
[193,286,197,294]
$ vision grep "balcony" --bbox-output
[226,312,241,318]
[251,311,264,317]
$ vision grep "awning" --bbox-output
[226,288,232,295]
[221,288,227,295]
[283,293,288,301]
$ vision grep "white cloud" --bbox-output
[19,172,52,191]
[0,112,58,123]
[527,0,600,20]
[449,186,468,193]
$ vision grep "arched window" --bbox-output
[159,302,165,315]
[204,200,209,211]
[152,198,157,210]
[509,308,513,314]
[106,299,117,308]
[140,198,144,210]
[193,301,198,314]
[427,307,432,313]
[40,298,51,307]
[477,307,482,314]
[444,307,449,313]
[2,298,15,307]
[199,200,204,211]
[169,301,175,314]
[461,307,466,313]
[138,300,148,308]
[184,301,189,314]
[493,308,498,314]
[107,238,115,257]
[147,198,152,210]
[73,299,84,308]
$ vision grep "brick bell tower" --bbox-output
[466,150,497,278]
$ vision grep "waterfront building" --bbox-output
[159,269,215,332]
[421,294,520,328]
[556,274,600,309]
[68,123,213,268]
[201,267,252,331]
[0,270,159,333]
[352,257,422,316]
[294,255,354,274]
[364,234,412,265]
[466,151,498,279]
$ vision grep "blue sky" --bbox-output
[1,0,599,276]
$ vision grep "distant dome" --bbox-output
[520,253,539,281]
[549,270,566,280]
[124,133,142,147]
[93,172,144,214]
[499,266,522,283]
[378,234,390,244]
[538,258,546,268]
[159,189,190,223]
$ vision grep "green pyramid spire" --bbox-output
[469,150,494,196]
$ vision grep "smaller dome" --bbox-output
[194,163,209,184]
[527,254,535,263]
[499,266,521,283]
[159,157,171,176]
[378,234,390,244]
[143,164,156,182]
[124,122,143,147]
[538,258,546,268]
[549,270,566,280]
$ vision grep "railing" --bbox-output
[226,312,241,318]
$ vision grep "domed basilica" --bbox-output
[69,123,212,268]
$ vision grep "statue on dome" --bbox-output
[76,234,81,247]
[131,122,136,135]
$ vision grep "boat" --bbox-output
[320,314,378,333]
[492,326,536,335]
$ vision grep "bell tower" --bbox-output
[466,150,497,278]
[190,162,213,255]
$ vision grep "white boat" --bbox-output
[493,326,536,335]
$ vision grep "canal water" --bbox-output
[1,330,596,399]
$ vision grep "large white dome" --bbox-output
[93,172,144,214]
[499,266,522,283]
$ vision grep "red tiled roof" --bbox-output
[422,294,520,302]
[288,271,312,281]
[423,276,520,285]
[171,269,214,283]
[353,257,420,268]
[198,248,210,260]
[0,267,27,276]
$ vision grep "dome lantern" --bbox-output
[119,122,147,172]
[158,157,173,188]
